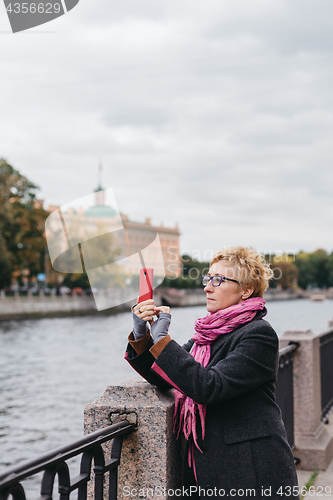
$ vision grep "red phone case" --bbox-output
[138,268,154,303]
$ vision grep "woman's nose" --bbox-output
[204,281,213,293]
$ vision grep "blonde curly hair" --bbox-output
[210,246,274,298]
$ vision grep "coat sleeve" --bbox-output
[125,334,194,391]
[150,321,279,404]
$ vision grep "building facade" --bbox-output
[47,187,181,280]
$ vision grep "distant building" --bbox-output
[120,214,181,278]
[48,185,181,279]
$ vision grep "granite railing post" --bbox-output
[280,329,333,470]
[84,377,182,500]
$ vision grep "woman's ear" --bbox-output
[241,286,254,300]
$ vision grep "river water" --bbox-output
[1,299,333,495]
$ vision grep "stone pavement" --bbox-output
[297,419,333,498]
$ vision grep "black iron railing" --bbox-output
[320,329,333,421]
[276,343,299,449]
[0,420,134,500]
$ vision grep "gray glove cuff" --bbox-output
[132,305,149,340]
[150,312,171,343]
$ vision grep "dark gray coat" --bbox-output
[125,310,299,499]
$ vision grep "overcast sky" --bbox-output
[1,0,333,260]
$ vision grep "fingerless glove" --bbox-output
[150,313,171,343]
[132,306,149,340]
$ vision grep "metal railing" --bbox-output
[0,420,134,500]
[320,329,333,421]
[276,343,299,449]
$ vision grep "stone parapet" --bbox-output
[84,377,182,500]
[280,329,333,470]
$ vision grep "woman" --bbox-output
[125,246,299,499]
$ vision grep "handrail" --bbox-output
[0,420,134,500]
[278,342,300,358]
[316,327,333,339]
[319,330,333,420]
[276,342,299,450]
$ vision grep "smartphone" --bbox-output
[138,268,154,303]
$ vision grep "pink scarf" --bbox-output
[173,297,266,482]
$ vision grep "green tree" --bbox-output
[0,158,49,289]
[181,255,209,280]
[294,252,316,289]
[162,255,210,289]
[271,261,299,289]
[309,249,329,288]
[294,250,329,289]
[327,252,333,287]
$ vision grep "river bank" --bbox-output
[0,287,332,320]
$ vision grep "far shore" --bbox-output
[0,287,331,321]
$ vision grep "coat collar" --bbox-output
[208,306,268,356]
[255,306,267,321]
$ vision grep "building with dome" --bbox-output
[48,184,181,280]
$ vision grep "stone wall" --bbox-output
[0,293,96,319]
[0,291,138,319]
[84,378,182,500]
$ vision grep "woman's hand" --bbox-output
[132,299,155,340]
[133,299,156,323]
[132,301,171,342]
[154,305,171,316]
[150,307,171,343]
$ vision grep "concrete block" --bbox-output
[280,330,333,470]
[84,377,182,500]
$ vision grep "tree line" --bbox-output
[163,251,333,291]
[0,158,48,290]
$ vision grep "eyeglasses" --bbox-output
[202,275,240,287]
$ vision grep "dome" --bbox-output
[84,205,118,218]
